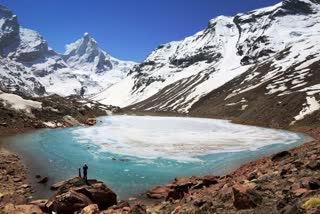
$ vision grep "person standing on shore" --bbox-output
[83,164,88,184]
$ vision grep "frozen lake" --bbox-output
[2,115,312,199]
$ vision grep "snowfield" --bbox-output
[0,91,42,113]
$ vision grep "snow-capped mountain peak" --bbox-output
[0,4,136,97]
[63,32,114,73]
[65,32,99,56]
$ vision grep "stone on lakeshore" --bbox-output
[46,190,92,214]
[232,184,262,210]
[49,176,117,211]
[165,189,185,201]
[85,118,97,126]
[292,188,309,197]
[75,204,100,214]
[51,176,86,191]
[308,179,320,190]
[37,176,48,183]
[271,151,290,161]
[248,171,258,180]
[128,201,146,214]
[73,182,117,210]
[196,175,219,188]
[21,184,30,188]
[111,200,130,210]
[146,186,170,199]
[13,177,22,182]
[306,161,320,170]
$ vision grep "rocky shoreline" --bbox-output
[144,128,320,214]
[1,108,320,213]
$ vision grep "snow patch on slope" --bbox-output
[0,91,42,113]
[291,96,320,125]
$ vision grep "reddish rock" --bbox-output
[232,184,261,210]
[128,201,146,214]
[46,190,93,213]
[75,204,99,214]
[306,161,320,170]
[172,177,195,188]
[198,175,219,187]
[165,189,185,201]
[85,118,97,126]
[292,188,309,197]
[248,171,258,180]
[74,182,117,210]
[218,185,233,202]
[309,179,320,190]
[291,183,301,190]
[301,177,313,189]
[146,186,170,199]
[109,200,130,210]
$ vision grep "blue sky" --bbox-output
[2,0,280,62]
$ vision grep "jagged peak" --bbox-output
[64,32,101,57]
[83,32,89,37]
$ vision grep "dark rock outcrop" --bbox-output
[47,177,117,213]
[46,190,93,214]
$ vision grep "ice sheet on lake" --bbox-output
[73,116,306,162]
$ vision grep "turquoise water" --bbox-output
[2,115,312,199]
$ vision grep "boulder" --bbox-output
[75,204,100,214]
[292,188,309,197]
[218,185,233,202]
[146,186,170,199]
[50,177,85,190]
[73,182,117,210]
[49,177,117,211]
[232,184,262,210]
[109,200,130,210]
[309,179,320,190]
[3,203,43,214]
[301,177,313,189]
[271,151,290,161]
[306,161,320,170]
[52,177,96,193]
[37,176,48,183]
[172,177,196,187]
[85,118,97,126]
[248,171,258,180]
[128,201,146,214]
[46,190,93,214]
[165,189,185,201]
[195,175,219,188]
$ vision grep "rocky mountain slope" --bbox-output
[0,89,121,134]
[0,5,135,97]
[93,0,320,127]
